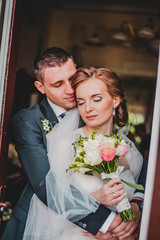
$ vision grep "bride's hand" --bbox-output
[91,178,125,206]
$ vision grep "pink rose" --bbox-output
[100,145,117,161]
[117,143,128,157]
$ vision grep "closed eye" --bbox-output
[77,99,85,105]
[51,81,63,88]
[93,96,102,102]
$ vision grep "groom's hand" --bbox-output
[83,231,113,239]
[109,203,141,239]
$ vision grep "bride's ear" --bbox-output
[113,96,121,108]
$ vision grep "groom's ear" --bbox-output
[34,81,45,94]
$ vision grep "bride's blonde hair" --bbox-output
[70,66,128,128]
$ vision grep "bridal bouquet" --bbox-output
[66,130,144,222]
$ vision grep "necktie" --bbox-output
[60,113,66,119]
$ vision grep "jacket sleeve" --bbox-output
[12,109,49,204]
[74,204,112,235]
[135,157,148,194]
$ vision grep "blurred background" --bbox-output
[16,0,159,130]
[1,0,160,235]
[14,0,159,156]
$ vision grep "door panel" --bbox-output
[0,0,21,215]
[139,50,160,239]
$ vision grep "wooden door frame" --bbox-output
[0,0,21,200]
[147,129,160,239]
[139,51,160,239]
[146,55,160,239]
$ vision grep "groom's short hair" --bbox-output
[33,47,74,83]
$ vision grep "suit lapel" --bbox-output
[39,96,58,127]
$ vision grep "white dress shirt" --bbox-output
[47,98,66,121]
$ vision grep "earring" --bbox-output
[112,108,115,116]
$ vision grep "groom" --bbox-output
[2,47,145,240]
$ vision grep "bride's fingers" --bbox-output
[105,178,121,187]
[113,184,125,195]
[111,192,126,205]
[103,188,125,206]
[112,187,125,198]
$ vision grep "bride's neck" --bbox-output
[83,123,113,136]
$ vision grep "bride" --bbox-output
[23,67,143,240]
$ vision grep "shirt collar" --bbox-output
[47,98,66,118]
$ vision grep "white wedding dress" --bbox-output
[23,109,143,240]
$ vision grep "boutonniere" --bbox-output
[41,119,52,135]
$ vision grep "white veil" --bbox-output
[23,108,99,240]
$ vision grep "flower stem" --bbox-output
[119,209,136,222]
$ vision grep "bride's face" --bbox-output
[76,77,120,132]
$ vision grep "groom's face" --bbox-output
[35,59,77,110]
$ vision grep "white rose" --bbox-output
[101,137,115,146]
[95,134,104,143]
[83,139,102,165]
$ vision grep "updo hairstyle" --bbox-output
[70,67,128,128]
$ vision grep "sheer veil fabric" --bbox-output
[23,108,99,240]
[23,108,143,239]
